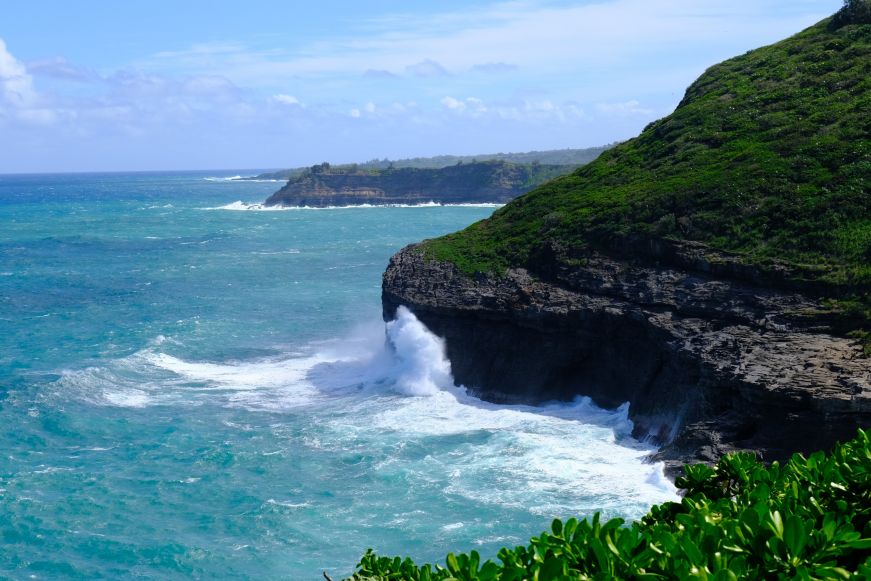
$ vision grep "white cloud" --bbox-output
[440,96,489,114]
[440,96,465,111]
[596,99,654,116]
[525,99,555,112]
[0,38,37,108]
[0,2,843,171]
[27,57,98,82]
[405,59,448,77]
[272,93,302,106]
[135,1,834,87]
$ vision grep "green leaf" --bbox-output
[783,515,807,558]
[768,511,784,539]
[445,553,460,575]
[845,538,871,550]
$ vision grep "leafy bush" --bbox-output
[345,429,871,580]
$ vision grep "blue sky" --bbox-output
[0,0,842,172]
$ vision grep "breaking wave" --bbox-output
[201,201,506,211]
[53,307,676,512]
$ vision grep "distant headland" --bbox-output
[258,146,613,207]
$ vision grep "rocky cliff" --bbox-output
[381,13,870,474]
[383,244,871,474]
[263,161,572,207]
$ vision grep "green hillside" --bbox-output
[424,9,870,295]
[248,144,613,181]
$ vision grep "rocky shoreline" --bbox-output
[382,244,871,476]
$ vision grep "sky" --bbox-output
[0,0,843,173]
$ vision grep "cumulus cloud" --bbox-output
[439,96,489,116]
[440,96,465,110]
[272,93,302,106]
[0,38,37,108]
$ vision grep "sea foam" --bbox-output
[56,308,677,511]
[200,201,506,211]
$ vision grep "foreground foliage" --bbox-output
[346,429,871,580]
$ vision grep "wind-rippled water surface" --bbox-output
[0,172,676,579]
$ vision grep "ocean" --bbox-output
[0,171,676,579]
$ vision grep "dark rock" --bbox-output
[382,245,871,477]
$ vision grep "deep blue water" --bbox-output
[0,172,675,579]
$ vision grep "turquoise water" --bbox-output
[0,172,676,579]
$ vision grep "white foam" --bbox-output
[200,201,282,211]
[251,249,300,255]
[143,351,317,389]
[315,308,678,511]
[103,388,151,408]
[203,175,247,182]
[55,311,678,514]
[199,201,505,211]
[384,306,454,395]
[54,342,325,411]
[202,176,283,183]
[361,388,676,512]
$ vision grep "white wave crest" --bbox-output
[54,344,323,411]
[385,306,454,395]
[203,175,247,182]
[202,176,283,183]
[199,201,505,211]
[199,201,282,211]
[54,311,677,512]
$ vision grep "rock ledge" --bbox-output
[382,244,871,474]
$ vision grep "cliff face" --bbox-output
[263,161,572,207]
[379,15,870,473]
[383,245,871,474]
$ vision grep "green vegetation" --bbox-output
[345,429,871,580]
[292,159,574,186]
[247,145,614,181]
[423,12,870,291]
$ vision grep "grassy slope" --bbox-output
[250,145,613,180]
[302,160,576,189]
[424,16,870,294]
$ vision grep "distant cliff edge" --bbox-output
[263,160,576,207]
